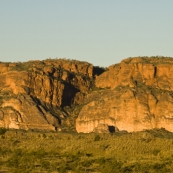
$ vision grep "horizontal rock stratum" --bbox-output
[1,57,173,133]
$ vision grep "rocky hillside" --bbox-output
[0,58,104,131]
[77,57,173,133]
[1,57,173,133]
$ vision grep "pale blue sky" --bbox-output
[1,0,173,66]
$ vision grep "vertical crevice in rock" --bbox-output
[154,66,157,78]
[61,84,80,107]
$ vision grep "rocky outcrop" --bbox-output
[76,57,173,133]
[2,57,173,133]
[0,59,101,131]
[95,57,173,90]
[0,95,57,130]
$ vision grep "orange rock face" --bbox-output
[76,57,173,133]
[2,57,173,133]
[0,59,97,131]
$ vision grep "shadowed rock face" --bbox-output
[76,57,173,133]
[0,59,100,131]
[1,57,173,133]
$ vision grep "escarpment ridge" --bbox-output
[77,57,173,133]
[0,58,103,131]
[1,57,173,133]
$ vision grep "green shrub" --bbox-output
[94,134,100,141]
[152,163,166,170]
[152,149,160,156]
[1,135,5,139]
[0,128,7,135]
[58,164,68,173]
[102,159,123,173]
[41,160,50,169]
[96,157,106,165]
[42,133,46,138]
[7,156,20,168]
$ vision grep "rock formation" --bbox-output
[1,56,173,133]
[76,57,173,133]
[0,59,102,131]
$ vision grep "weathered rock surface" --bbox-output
[76,57,173,133]
[0,59,102,131]
[2,57,173,133]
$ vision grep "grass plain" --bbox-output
[0,128,173,173]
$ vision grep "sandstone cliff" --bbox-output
[0,59,103,131]
[76,57,173,133]
[1,57,173,133]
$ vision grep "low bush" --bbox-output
[0,128,7,135]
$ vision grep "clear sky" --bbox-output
[1,0,173,67]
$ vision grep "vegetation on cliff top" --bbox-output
[4,56,173,72]
[122,56,173,65]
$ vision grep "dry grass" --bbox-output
[0,128,173,172]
